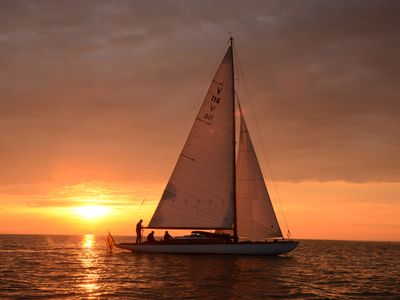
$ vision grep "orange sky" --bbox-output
[1,1,399,241]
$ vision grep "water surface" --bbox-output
[0,235,399,299]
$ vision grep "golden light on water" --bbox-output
[82,234,95,248]
[79,234,100,295]
[74,205,110,220]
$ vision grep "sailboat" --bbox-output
[112,38,298,255]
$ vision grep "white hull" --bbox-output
[116,241,298,255]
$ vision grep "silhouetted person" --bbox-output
[163,231,172,241]
[136,219,143,244]
[147,231,156,243]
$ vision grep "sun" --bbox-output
[74,205,110,220]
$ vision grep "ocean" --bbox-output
[0,235,399,299]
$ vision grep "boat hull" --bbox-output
[116,241,299,255]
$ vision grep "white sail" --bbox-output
[149,47,235,229]
[236,109,283,240]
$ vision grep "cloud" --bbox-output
[0,182,158,208]
[0,0,399,184]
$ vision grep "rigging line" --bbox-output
[131,198,146,220]
[134,41,233,221]
[234,46,292,237]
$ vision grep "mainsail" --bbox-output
[236,109,283,240]
[149,47,235,229]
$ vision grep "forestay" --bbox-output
[149,47,235,229]
[236,109,283,240]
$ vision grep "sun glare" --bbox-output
[74,205,110,220]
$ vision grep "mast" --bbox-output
[230,37,238,243]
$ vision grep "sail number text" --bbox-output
[203,86,222,122]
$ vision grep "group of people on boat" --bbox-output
[136,219,172,244]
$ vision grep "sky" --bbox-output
[1,0,399,241]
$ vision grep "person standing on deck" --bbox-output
[136,219,143,244]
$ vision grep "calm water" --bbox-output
[0,235,399,299]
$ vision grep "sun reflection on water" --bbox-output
[78,234,100,297]
[82,234,95,249]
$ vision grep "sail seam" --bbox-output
[180,153,195,161]
[212,80,223,85]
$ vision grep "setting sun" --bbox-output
[74,205,110,220]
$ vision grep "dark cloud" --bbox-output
[0,0,399,184]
